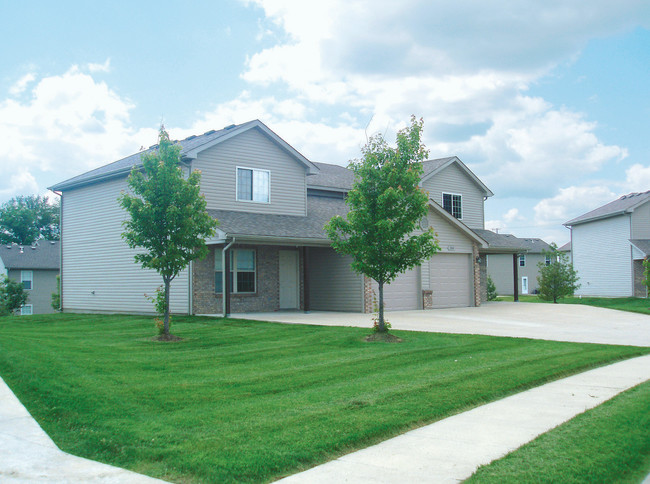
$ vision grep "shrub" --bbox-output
[486,275,498,301]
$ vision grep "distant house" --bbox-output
[564,191,650,297]
[0,241,60,314]
[480,234,553,296]
[558,241,571,257]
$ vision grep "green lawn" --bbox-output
[497,295,650,315]
[466,380,650,483]
[1,314,648,483]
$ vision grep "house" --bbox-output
[0,241,60,315]
[558,241,571,257]
[50,120,510,315]
[564,191,650,297]
[486,236,554,295]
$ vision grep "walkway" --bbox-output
[277,354,650,483]
[0,377,167,483]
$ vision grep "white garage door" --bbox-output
[430,253,472,308]
[371,267,420,311]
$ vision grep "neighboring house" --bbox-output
[564,191,650,297]
[50,120,517,315]
[0,241,60,315]
[486,237,554,295]
[558,241,571,258]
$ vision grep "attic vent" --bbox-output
[203,129,217,135]
[19,247,24,254]
[224,124,236,130]
[6,245,10,249]
[50,241,56,245]
[185,135,197,140]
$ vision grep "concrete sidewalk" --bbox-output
[278,354,650,483]
[0,377,167,483]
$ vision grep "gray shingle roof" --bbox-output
[0,241,60,270]
[630,239,650,257]
[565,191,650,226]
[307,162,355,191]
[558,241,571,252]
[472,229,528,252]
[519,238,553,253]
[422,157,456,177]
[209,196,349,241]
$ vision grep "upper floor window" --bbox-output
[442,193,462,219]
[237,167,270,203]
[519,254,526,267]
[21,270,33,290]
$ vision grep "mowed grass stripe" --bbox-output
[0,313,648,483]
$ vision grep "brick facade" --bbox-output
[363,275,374,313]
[192,244,304,314]
[633,259,647,298]
[472,243,482,306]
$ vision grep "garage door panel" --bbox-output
[371,267,420,311]
[430,253,472,308]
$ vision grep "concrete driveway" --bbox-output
[234,302,650,347]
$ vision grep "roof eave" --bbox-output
[421,157,494,198]
[428,200,488,248]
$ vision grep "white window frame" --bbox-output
[215,248,257,294]
[236,166,271,204]
[519,254,526,267]
[442,192,462,219]
[20,304,33,316]
[21,270,33,290]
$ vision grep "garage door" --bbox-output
[371,267,420,311]
[430,253,472,308]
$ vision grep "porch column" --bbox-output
[302,247,310,313]
[223,247,231,317]
[512,253,519,302]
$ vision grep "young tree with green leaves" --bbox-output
[536,243,580,303]
[0,276,28,316]
[326,116,440,333]
[642,258,650,295]
[0,195,59,245]
[120,126,218,338]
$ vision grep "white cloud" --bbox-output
[9,73,36,96]
[87,59,111,73]
[533,185,616,226]
[0,67,155,200]
[624,164,650,192]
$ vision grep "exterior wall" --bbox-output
[193,128,308,216]
[308,247,363,312]
[487,253,547,295]
[422,163,485,229]
[8,268,58,314]
[631,201,650,239]
[572,215,633,297]
[472,243,481,306]
[193,244,303,314]
[479,256,487,303]
[633,260,647,297]
[61,177,190,314]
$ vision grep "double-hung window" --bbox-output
[519,254,526,267]
[545,255,552,266]
[20,304,33,316]
[21,270,33,290]
[215,248,257,294]
[442,193,462,219]
[237,167,270,203]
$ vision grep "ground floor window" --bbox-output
[20,304,33,316]
[215,248,257,294]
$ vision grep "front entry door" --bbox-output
[279,250,299,309]
[522,276,529,295]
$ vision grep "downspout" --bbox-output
[222,237,236,317]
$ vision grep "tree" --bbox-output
[51,275,61,311]
[0,276,28,316]
[536,243,580,303]
[0,195,59,245]
[643,258,650,295]
[486,275,498,301]
[119,126,218,338]
[326,116,439,333]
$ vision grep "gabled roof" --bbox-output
[421,156,494,198]
[429,200,487,248]
[519,238,553,254]
[630,239,650,257]
[564,191,650,226]
[0,241,60,270]
[50,120,319,192]
[558,241,571,252]
[307,162,355,191]
[471,229,528,253]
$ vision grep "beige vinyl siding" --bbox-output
[631,201,650,239]
[573,215,633,297]
[422,163,485,229]
[487,253,547,295]
[371,267,421,310]
[61,177,189,314]
[308,248,363,311]
[430,253,473,308]
[8,268,58,314]
[194,128,307,216]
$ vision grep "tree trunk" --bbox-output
[163,277,171,336]
[378,280,387,333]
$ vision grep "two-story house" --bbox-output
[565,191,650,297]
[50,120,501,315]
